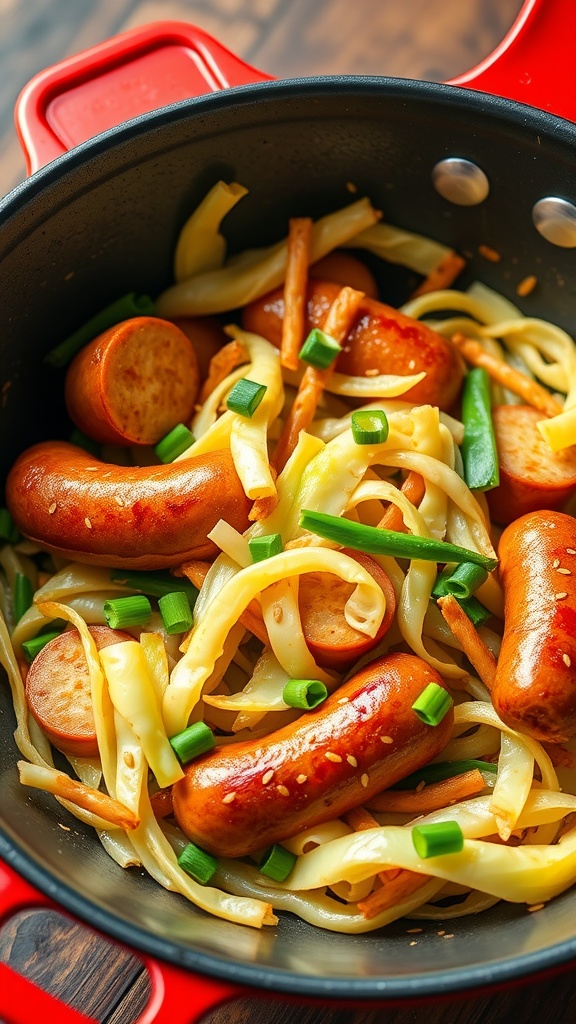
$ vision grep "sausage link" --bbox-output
[6,441,251,570]
[492,510,576,742]
[172,652,453,858]
[243,279,464,410]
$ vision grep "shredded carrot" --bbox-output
[273,285,364,472]
[199,339,248,403]
[410,251,466,298]
[437,594,497,690]
[177,561,269,646]
[281,217,313,371]
[249,466,279,521]
[377,471,425,534]
[175,559,211,589]
[366,769,487,814]
[451,333,563,418]
[17,762,140,831]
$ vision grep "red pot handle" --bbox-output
[0,860,243,1024]
[448,0,576,121]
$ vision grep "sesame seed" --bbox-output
[276,784,290,797]
[123,751,134,769]
[325,751,342,763]
[347,754,358,768]
[567,548,576,555]
[516,275,537,298]
[409,941,418,946]
[364,368,379,377]
[114,495,125,507]
[443,934,455,939]
[84,517,92,529]
[48,502,57,514]
[337,697,349,704]
[478,244,501,263]
[222,792,236,804]
[296,774,308,784]
[262,770,274,785]
[273,604,283,623]
[416,780,426,793]
[380,735,393,744]
[557,567,572,575]
[408,359,416,370]
[553,558,561,568]
[58,823,71,831]
[437,930,446,936]
[360,773,369,787]
[407,927,422,934]
[555,592,568,600]
[528,902,545,913]
[563,653,572,668]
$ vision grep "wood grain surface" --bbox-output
[2,1,572,1023]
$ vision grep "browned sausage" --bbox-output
[492,510,576,743]
[243,279,464,410]
[167,316,228,382]
[487,404,576,525]
[25,625,132,757]
[299,549,396,670]
[172,652,453,857]
[6,441,252,570]
[65,317,200,446]
[309,252,379,298]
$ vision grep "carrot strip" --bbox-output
[451,333,563,418]
[273,285,364,472]
[410,251,466,298]
[366,769,487,813]
[17,761,140,830]
[437,594,497,690]
[281,218,313,371]
[199,339,248,403]
[249,466,279,521]
[377,471,426,534]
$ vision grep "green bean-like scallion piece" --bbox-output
[299,510,497,571]
[438,562,489,600]
[412,682,453,726]
[22,629,64,663]
[392,759,498,790]
[158,592,193,634]
[351,410,389,445]
[154,423,195,463]
[169,722,215,763]
[110,570,198,606]
[298,328,341,369]
[45,293,155,367]
[0,507,20,544]
[13,573,33,624]
[177,842,219,884]
[226,378,267,418]
[461,367,499,491]
[282,678,328,710]
[412,821,464,859]
[103,595,151,629]
[259,843,297,882]
[249,533,282,562]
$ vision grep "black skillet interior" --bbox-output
[1,78,576,1000]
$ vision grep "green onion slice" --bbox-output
[458,596,491,627]
[434,562,488,600]
[0,507,20,544]
[298,328,341,369]
[170,722,215,763]
[154,423,195,463]
[299,510,497,571]
[259,844,297,882]
[226,378,267,418]
[177,842,219,885]
[158,592,193,634]
[110,569,198,606]
[282,678,328,710]
[22,629,64,663]
[412,821,464,859]
[392,758,497,790]
[249,533,282,562]
[45,293,155,367]
[351,410,389,445]
[13,573,33,624]
[103,595,151,629]
[461,367,499,491]
[412,682,453,726]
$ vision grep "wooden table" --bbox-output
[0,1,571,1022]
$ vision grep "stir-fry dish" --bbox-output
[4,182,576,933]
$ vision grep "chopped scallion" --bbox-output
[392,759,498,790]
[103,595,151,629]
[154,423,195,463]
[13,573,33,624]
[259,843,297,882]
[458,596,491,627]
[45,293,156,367]
[298,328,341,369]
[226,378,267,418]
[110,569,198,606]
[0,507,20,544]
[158,591,193,634]
[351,410,389,445]
[412,821,464,859]
[435,562,488,600]
[412,682,453,726]
[249,533,282,562]
[170,722,215,763]
[299,509,497,571]
[461,368,499,491]
[282,678,328,710]
[22,629,64,663]
[177,842,218,884]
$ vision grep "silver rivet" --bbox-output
[431,158,490,206]
[532,197,576,248]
